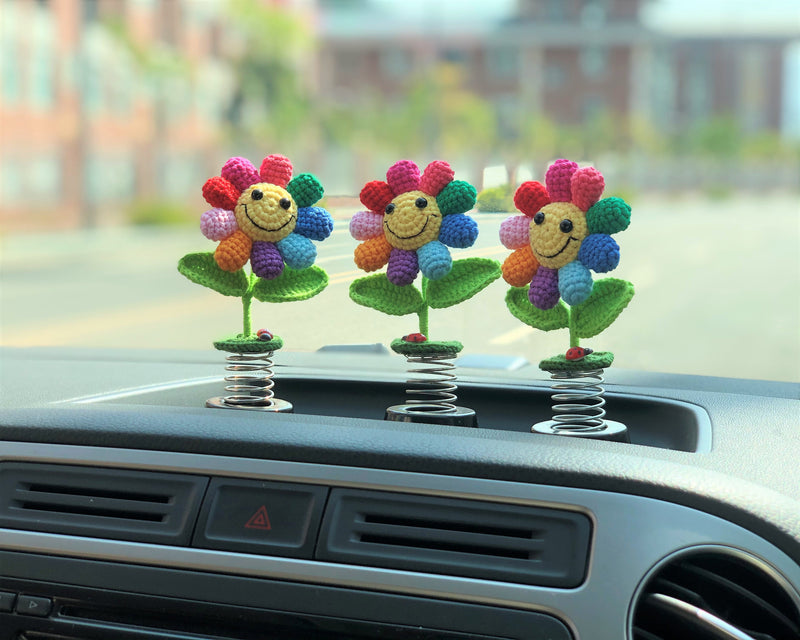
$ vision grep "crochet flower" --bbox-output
[200,155,332,279]
[500,158,631,309]
[349,160,478,286]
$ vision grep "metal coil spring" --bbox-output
[404,352,458,414]
[220,351,276,408]
[549,368,607,433]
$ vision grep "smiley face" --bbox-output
[382,190,442,251]
[234,182,298,243]
[529,202,588,269]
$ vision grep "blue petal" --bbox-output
[578,234,620,273]
[558,260,593,306]
[294,206,333,241]
[417,240,452,280]
[276,233,316,270]
[438,214,478,248]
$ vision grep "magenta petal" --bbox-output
[251,241,284,279]
[387,248,419,286]
[545,159,578,203]
[349,210,384,240]
[386,160,421,195]
[221,157,261,192]
[529,266,560,309]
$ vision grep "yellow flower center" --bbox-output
[234,183,297,243]
[383,190,442,251]
[529,202,588,269]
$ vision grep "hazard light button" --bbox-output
[193,479,328,558]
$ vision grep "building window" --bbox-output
[544,62,566,88]
[487,47,520,79]
[582,95,606,120]
[381,48,412,78]
[580,45,608,78]
[335,50,364,82]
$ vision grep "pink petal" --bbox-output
[200,208,238,241]
[259,154,293,187]
[499,215,531,249]
[571,166,605,211]
[386,160,420,195]
[419,160,454,196]
[221,157,260,192]
[545,158,578,202]
[349,210,384,240]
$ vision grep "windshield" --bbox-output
[1,0,798,383]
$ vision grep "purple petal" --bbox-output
[387,248,419,286]
[251,241,284,280]
[529,266,560,309]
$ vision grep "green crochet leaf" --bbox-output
[505,287,569,331]
[349,274,425,316]
[426,258,501,309]
[572,278,634,339]
[286,173,324,208]
[177,252,248,297]
[436,180,477,215]
[252,265,328,302]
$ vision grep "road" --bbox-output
[2,194,799,382]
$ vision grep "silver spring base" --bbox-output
[206,351,293,413]
[532,368,628,442]
[385,352,477,428]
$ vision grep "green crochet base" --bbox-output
[539,351,614,372]
[213,334,284,353]
[390,339,463,356]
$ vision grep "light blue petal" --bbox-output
[438,214,478,248]
[417,240,452,280]
[558,260,593,306]
[276,233,316,270]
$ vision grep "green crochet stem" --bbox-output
[418,277,430,337]
[241,271,258,336]
[568,306,579,349]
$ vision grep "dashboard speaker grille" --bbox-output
[0,463,207,545]
[317,488,591,587]
[632,548,800,640]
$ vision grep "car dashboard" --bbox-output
[0,346,798,640]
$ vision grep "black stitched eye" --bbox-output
[533,212,544,225]
[415,197,427,209]
[279,198,291,210]
[560,219,573,233]
[385,203,395,214]
[251,189,263,201]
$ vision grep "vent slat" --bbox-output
[14,491,172,517]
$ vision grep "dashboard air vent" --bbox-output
[632,548,800,640]
[317,488,591,587]
[0,463,207,545]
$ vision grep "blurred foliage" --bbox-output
[476,184,514,213]
[127,200,195,226]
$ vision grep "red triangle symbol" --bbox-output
[244,505,272,531]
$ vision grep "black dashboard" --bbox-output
[0,346,798,639]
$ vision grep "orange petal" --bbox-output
[354,235,392,272]
[215,230,252,272]
[502,245,539,287]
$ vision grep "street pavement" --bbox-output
[1,194,798,382]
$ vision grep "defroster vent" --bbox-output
[0,463,207,545]
[317,489,591,587]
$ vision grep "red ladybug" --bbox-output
[257,329,273,341]
[565,347,593,361]
[402,333,427,343]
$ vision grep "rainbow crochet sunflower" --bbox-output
[502,159,634,368]
[350,160,479,286]
[200,155,332,278]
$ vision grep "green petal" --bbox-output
[349,273,424,316]
[572,278,634,338]
[286,173,324,208]
[436,180,477,215]
[252,265,328,302]
[177,252,248,297]
[585,197,631,235]
[505,287,569,331]
[426,258,501,309]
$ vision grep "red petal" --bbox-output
[202,176,239,210]
[571,166,605,211]
[513,181,550,217]
[360,180,394,212]
[419,160,454,196]
[259,154,293,187]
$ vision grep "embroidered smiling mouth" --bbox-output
[384,217,430,240]
[244,205,295,232]
[535,235,580,259]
